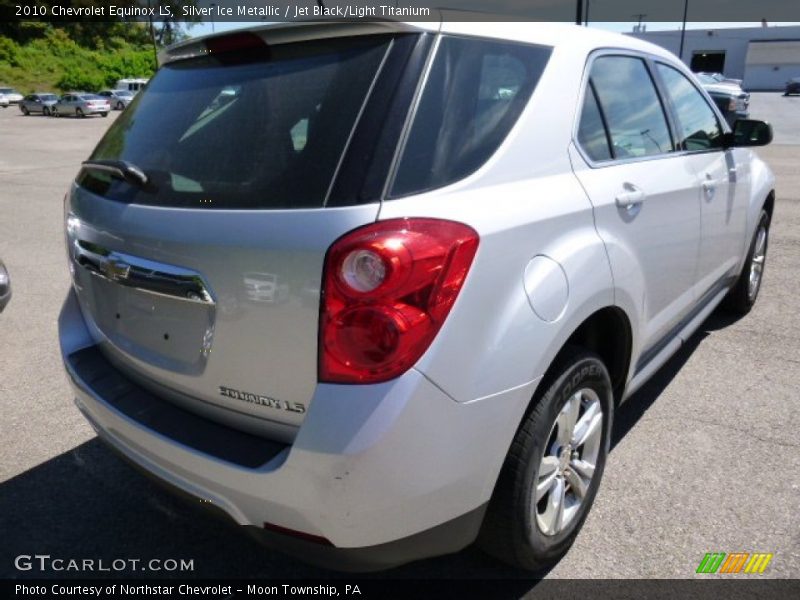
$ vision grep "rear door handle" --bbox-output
[702,174,716,199]
[615,183,646,212]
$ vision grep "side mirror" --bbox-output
[729,119,773,147]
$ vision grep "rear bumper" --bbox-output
[59,289,534,569]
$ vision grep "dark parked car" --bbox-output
[697,73,750,127]
[0,260,11,312]
[785,77,800,96]
[19,93,59,116]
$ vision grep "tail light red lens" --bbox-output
[319,218,479,384]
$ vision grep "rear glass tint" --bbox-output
[78,36,393,209]
[390,36,551,198]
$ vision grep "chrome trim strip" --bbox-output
[72,240,215,305]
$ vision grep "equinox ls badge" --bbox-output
[219,386,306,414]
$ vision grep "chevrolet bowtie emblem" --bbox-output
[100,258,131,282]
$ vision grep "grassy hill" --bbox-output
[0,27,156,94]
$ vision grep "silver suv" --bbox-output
[59,22,775,571]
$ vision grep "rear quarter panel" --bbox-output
[378,40,617,404]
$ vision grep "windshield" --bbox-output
[40,94,57,101]
[115,90,133,97]
[0,88,16,94]
[79,35,393,209]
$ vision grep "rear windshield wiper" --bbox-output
[81,159,151,190]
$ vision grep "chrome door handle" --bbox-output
[702,175,716,199]
[615,183,646,212]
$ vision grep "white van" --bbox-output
[115,78,149,93]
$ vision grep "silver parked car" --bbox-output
[19,93,59,116]
[97,89,134,110]
[697,73,750,127]
[60,22,774,572]
[52,94,110,118]
[0,93,8,108]
[0,260,10,312]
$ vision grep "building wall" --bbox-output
[629,26,800,90]
[743,40,800,90]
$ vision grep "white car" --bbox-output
[0,86,23,104]
[60,21,774,571]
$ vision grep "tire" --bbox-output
[722,209,770,315]
[43,107,50,116]
[101,112,108,118]
[478,347,613,571]
[116,101,124,110]
[52,108,59,118]
[76,107,84,118]
[21,106,29,115]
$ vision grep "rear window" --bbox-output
[390,36,551,198]
[79,36,393,209]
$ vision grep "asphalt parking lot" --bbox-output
[1,93,799,582]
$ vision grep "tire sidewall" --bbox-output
[743,210,770,308]
[516,355,613,562]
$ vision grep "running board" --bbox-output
[625,287,729,399]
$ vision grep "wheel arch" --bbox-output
[763,189,775,221]
[536,306,633,406]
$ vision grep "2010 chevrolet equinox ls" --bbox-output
[59,21,775,571]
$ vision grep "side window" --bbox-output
[391,36,551,198]
[656,63,724,152]
[577,83,612,161]
[589,55,673,159]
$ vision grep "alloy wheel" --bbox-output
[748,224,767,302]
[535,388,603,536]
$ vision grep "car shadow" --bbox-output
[611,310,740,449]
[0,312,738,586]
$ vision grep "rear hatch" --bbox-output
[66,30,425,441]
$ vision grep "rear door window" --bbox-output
[588,55,673,160]
[390,36,551,198]
[79,36,394,209]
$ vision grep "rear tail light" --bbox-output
[319,218,479,384]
